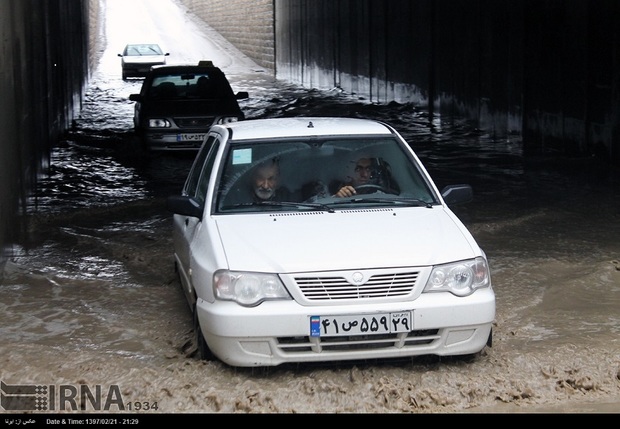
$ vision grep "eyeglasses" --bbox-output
[354,165,373,173]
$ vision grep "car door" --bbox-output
[173,134,221,293]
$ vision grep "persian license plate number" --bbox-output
[310,312,412,337]
[177,133,206,142]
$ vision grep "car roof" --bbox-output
[124,43,161,48]
[217,117,395,141]
[149,63,221,75]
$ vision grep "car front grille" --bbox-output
[174,117,215,128]
[294,271,419,301]
[126,62,162,69]
[276,330,439,354]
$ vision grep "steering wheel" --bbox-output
[355,183,399,195]
[355,183,387,195]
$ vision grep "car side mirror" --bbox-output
[129,94,142,102]
[236,91,249,100]
[166,195,204,219]
[441,184,473,205]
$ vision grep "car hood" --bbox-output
[141,99,242,116]
[214,208,479,273]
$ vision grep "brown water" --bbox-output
[1,0,619,414]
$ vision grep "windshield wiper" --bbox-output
[229,200,335,213]
[330,197,434,208]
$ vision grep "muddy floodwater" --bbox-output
[1,0,619,414]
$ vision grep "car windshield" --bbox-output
[147,72,232,101]
[124,44,163,56]
[214,137,438,213]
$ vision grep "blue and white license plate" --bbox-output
[177,133,206,142]
[310,311,412,337]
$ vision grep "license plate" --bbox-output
[310,311,412,337]
[177,133,206,142]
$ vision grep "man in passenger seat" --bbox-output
[250,158,293,202]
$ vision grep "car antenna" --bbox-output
[307,121,314,128]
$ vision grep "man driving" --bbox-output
[334,156,377,197]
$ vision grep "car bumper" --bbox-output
[197,288,495,367]
[122,63,165,77]
[142,131,206,151]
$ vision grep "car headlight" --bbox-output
[217,116,239,124]
[148,118,171,128]
[423,257,490,297]
[213,270,291,307]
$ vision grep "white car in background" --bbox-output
[166,117,495,367]
[117,43,169,80]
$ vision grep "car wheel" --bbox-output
[132,130,149,153]
[193,304,215,361]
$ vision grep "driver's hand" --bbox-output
[334,185,356,198]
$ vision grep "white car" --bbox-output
[166,117,495,367]
[117,43,169,80]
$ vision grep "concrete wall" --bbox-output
[182,0,619,165]
[274,0,619,163]
[179,0,275,73]
[0,0,92,271]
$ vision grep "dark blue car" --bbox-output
[129,61,248,152]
